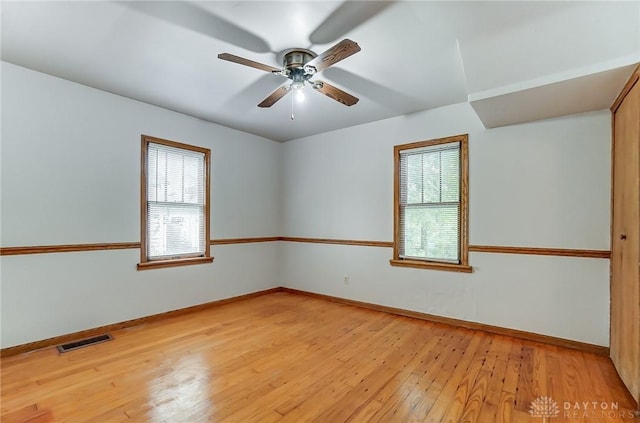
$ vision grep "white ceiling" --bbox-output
[2,1,639,141]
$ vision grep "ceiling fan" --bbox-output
[218,39,361,108]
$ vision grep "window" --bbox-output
[390,134,471,272]
[138,135,213,270]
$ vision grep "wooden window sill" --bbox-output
[137,256,214,270]
[389,259,472,273]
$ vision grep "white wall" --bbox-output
[281,103,611,346]
[1,61,613,349]
[0,62,282,348]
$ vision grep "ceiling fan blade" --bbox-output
[121,2,271,53]
[218,53,281,73]
[312,80,359,106]
[305,39,361,73]
[309,1,395,45]
[224,74,285,111]
[258,85,290,108]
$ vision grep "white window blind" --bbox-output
[399,142,461,263]
[146,142,206,260]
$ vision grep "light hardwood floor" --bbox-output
[1,292,637,422]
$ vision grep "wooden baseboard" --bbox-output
[2,286,609,358]
[0,287,281,358]
[279,287,610,356]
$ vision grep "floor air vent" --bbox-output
[56,334,113,353]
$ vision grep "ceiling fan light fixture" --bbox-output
[291,81,305,90]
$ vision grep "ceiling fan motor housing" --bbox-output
[282,49,316,70]
[281,49,318,87]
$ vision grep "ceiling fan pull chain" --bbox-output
[291,93,295,121]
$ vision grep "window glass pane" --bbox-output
[402,205,459,262]
[148,148,158,202]
[156,149,167,202]
[165,151,184,203]
[406,154,422,204]
[183,155,203,204]
[147,204,205,258]
[422,152,441,203]
[440,149,459,202]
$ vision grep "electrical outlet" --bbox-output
[344,275,349,284]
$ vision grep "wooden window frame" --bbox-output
[390,134,471,273]
[138,135,213,270]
